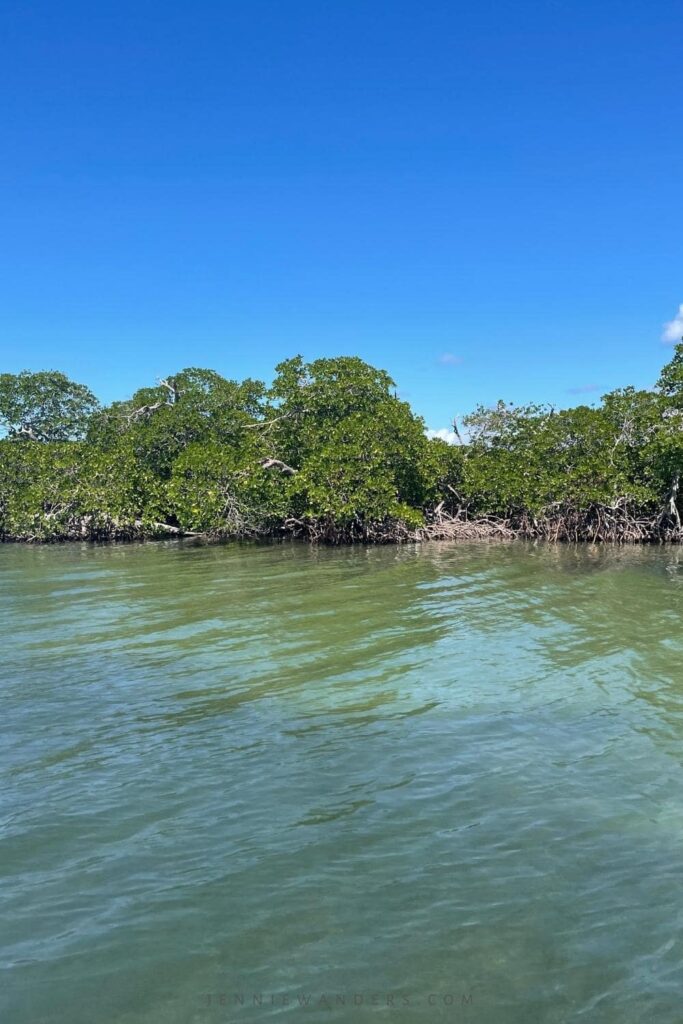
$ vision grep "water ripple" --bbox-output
[2,541,683,1023]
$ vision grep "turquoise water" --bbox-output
[2,540,683,1023]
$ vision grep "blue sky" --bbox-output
[1,0,681,433]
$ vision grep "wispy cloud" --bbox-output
[662,304,683,344]
[437,352,462,366]
[567,384,600,395]
[426,427,458,445]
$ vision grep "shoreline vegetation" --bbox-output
[1,348,682,545]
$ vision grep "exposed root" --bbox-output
[2,499,682,545]
[418,500,683,545]
[418,510,515,541]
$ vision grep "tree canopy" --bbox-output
[0,370,100,442]
[0,349,681,543]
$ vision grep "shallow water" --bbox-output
[2,540,683,1023]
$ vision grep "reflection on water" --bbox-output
[2,540,683,1023]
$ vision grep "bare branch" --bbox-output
[260,458,297,475]
[126,402,164,421]
[243,410,301,430]
[17,425,47,442]
[451,418,465,445]
[158,377,180,403]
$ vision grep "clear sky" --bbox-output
[1,0,681,434]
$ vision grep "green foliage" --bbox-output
[264,356,447,535]
[268,355,398,463]
[88,367,266,477]
[0,370,100,441]
[657,342,683,404]
[168,439,289,535]
[0,439,164,540]
[460,402,654,516]
[290,413,424,536]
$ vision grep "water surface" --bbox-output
[2,541,683,1023]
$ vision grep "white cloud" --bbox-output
[662,304,683,344]
[426,427,458,445]
[437,352,462,366]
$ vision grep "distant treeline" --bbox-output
[1,347,682,544]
